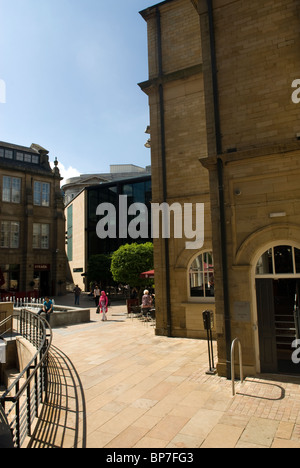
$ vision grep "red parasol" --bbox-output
[140,270,155,279]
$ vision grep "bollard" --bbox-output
[203,310,216,375]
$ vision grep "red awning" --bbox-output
[140,270,155,279]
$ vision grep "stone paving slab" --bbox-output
[43,294,300,449]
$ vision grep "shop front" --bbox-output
[255,245,300,375]
[0,264,20,293]
[33,264,51,297]
[229,230,300,378]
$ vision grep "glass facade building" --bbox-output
[65,174,152,290]
[87,175,152,257]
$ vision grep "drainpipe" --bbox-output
[207,0,232,379]
[156,7,172,337]
[217,158,232,380]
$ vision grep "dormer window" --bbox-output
[0,147,39,164]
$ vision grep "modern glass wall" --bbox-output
[87,176,152,257]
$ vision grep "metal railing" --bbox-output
[0,309,52,448]
[231,338,244,397]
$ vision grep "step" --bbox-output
[3,368,24,397]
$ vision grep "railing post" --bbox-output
[26,368,31,437]
[15,380,20,449]
[231,338,244,397]
[43,339,49,403]
[34,357,39,419]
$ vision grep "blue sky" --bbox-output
[0,0,153,181]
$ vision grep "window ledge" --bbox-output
[182,299,215,305]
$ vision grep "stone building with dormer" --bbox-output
[0,141,66,297]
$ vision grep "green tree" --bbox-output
[111,243,154,288]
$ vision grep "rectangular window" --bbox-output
[10,222,20,248]
[32,155,39,164]
[41,224,49,249]
[274,245,293,274]
[34,181,50,206]
[1,222,9,248]
[0,148,4,158]
[2,176,21,203]
[2,177,11,202]
[33,224,49,249]
[4,149,13,159]
[0,221,20,249]
[16,152,24,161]
[12,178,21,203]
[42,183,50,206]
[33,182,41,205]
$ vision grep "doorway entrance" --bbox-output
[33,265,51,297]
[255,245,300,374]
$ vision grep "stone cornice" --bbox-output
[138,64,203,94]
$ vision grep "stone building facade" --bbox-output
[139,0,215,340]
[0,141,66,297]
[141,0,300,377]
[195,0,300,377]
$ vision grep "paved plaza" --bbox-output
[29,293,300,448]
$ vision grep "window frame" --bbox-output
[0,221,20,249]
[33,223,50,250]
[33,181,50,207]
[2,176,21,204]
[256,245,300,278]
[4,149,13,159]
[188,251,215,303]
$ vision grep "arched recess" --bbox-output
[234,223,300,374]
[235,223,300,267]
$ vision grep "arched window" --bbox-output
[256,245,300,276]
[189,251,215,299]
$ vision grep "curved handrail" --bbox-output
[0,309,52,447]
[231,338,244,397]
[1,312,51,400]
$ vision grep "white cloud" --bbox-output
[50,161,81,186]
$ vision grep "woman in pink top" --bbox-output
[99,291,108,321]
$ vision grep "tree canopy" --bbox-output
[111,243,154,287]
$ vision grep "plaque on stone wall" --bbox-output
[233,302,251,323]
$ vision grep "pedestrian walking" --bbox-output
[93,285,101,307]
[99,291,108,321]
[74,285,81,306]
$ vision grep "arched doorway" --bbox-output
[255,245,300,374]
